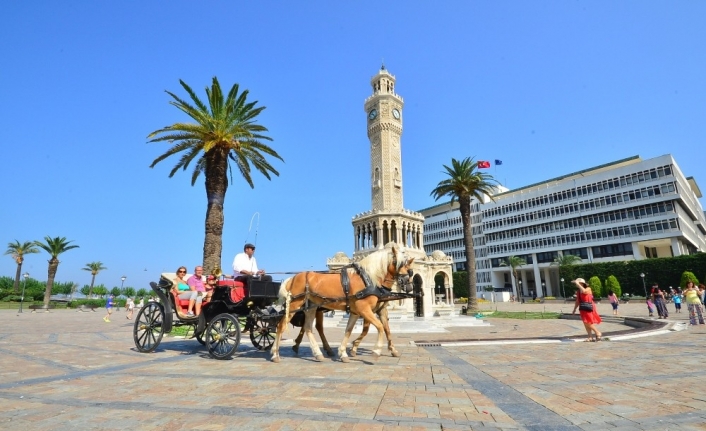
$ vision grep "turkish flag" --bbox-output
[478,160,491,169]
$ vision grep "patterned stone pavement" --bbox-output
[0,302,704,431]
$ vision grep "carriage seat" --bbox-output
[217,279,247,303]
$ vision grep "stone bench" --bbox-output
[29,304,55,312]
[76,304,97,312]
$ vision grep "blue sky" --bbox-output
[1,1,704,291]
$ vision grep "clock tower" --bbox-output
[351,66,425,260]
[364,65,404,212]
[327,66,455,318]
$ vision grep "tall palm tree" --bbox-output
[4,240,40,293]
[35,236,79,307]
[500,255,527,301]
[82,261,107,298]
[148,77,283,273]
[431,157,498,311]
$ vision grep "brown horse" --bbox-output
[271,247,413,363]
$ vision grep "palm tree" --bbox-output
[82,261,107,298]
[35,236,79,307]
[4,240,40,293]
[148,77,283,273]
[500,255,527,301]
[431,157,498,310]
[551,253,583,297]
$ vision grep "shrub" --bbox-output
[68,299,105,309]
[1,295,23,302]
[588,276,603,298]
[680,271,699,289]
[457,297,468,304]
[544,296,556,300]
[605,275,622,297]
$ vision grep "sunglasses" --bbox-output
[177,270,186,273]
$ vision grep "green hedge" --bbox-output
[560,253,706,297]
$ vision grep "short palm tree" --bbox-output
[148,77,283,273]
[82,261,107,298]
[431,157,498,311]
[500,255,527,300]
[35,236,79,307]
[4,240,40,293]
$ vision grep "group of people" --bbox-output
[646,282,706,325]
[171,243,271,318]
[103,295,143,323]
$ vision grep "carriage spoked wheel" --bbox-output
[205,313,241,360]
[249,315,277,351]
[133,302,165,353]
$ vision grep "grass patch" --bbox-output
[483,311,562,320]
[168,326,193,337]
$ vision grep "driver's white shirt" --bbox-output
[233,252,258,276]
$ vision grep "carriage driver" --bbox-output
[232,243,272,284]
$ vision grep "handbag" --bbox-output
[578,302,594,312]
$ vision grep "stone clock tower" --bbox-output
[350,66,425,260]
[327,66,455,318]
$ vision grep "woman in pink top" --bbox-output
[607,290,619,316]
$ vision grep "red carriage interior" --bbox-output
[170,279,247,315]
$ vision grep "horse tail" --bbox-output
[280,276,293,330]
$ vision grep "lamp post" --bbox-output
[120,275,126,291]
[518,280,523,303]
[561,278,565,299]
[19,272,29,313]
[541,282,546,298]
[640,273,647,297]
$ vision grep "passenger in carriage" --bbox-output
[232,243,272,284]
[187,266,207,316]
[204,274,216,301]
[172,266,197,317]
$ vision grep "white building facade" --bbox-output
[421,154,706,299]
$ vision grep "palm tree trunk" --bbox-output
[44,259,59,307]
[13,261,22,293]
[459,196,478,310]
[88,273,96,298]
[203,149,229,274]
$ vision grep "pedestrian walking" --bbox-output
[607,289,619,316]
[684,281,704,325]
[103,294,115,323]
[673,288,682,314]
[125,297,135,319]
[651,284,669,319]
[646,298,655,317]
[571,278,602,342]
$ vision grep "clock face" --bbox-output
[368,108,378,120]
[392,108,400,119]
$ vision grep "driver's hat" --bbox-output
[244,243,256,251]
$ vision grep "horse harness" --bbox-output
[293,263,400,315]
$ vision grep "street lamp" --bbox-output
[19,272,29,313]
[640,273,647,297]
[120,275,126,291]
[561,278,565,299]
[518,280,523,302]
[541,282,545,298]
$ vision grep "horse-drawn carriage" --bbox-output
[133,274,284,359]
[133,247,417,363]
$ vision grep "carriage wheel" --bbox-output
[205,313,241,360]
[250,315,277,351]
[133,302,165,353]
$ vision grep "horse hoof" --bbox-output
[291,346,299,355]
[349,350,357,357]
[372,352,381,361]
[391,351,401,358]
[340,356,350,363]
[271,356,280,363]
[315,355,324,362]
[325,349,334,357]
